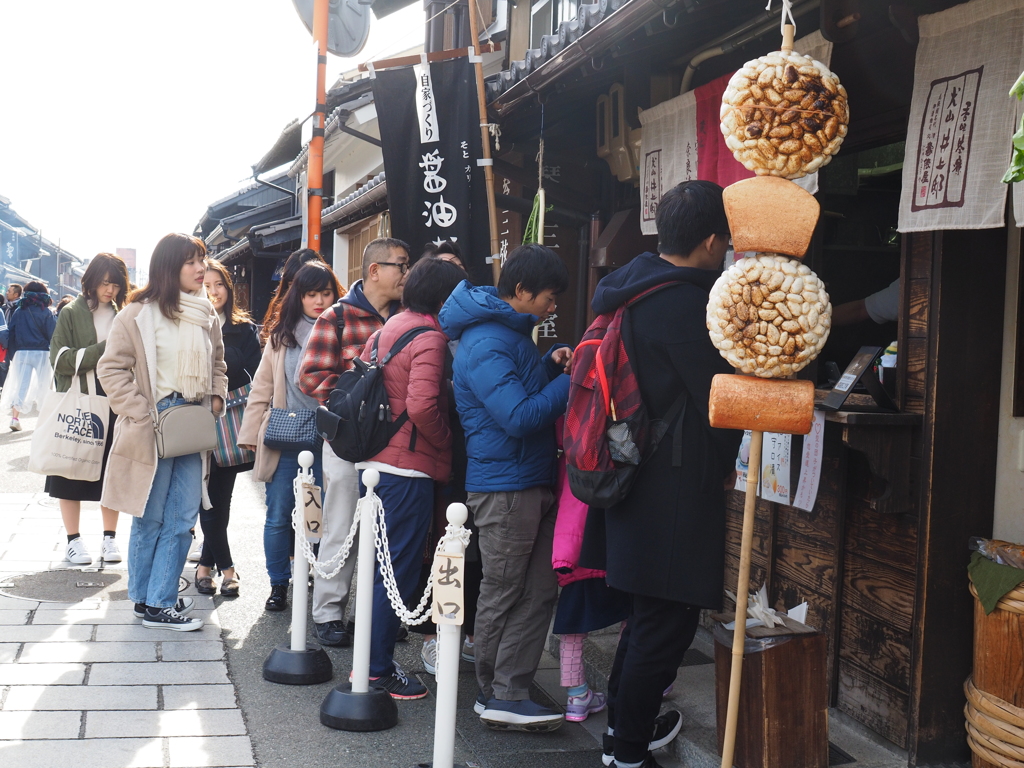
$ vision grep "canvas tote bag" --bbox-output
[29,347,110,482]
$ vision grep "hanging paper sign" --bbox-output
[760,432,792,505]
[373,57,492,286]
[412,62,439,144]
[735,430,754,491]
[301,482,323,541]
[792,410,825,512]
[431,551,465,626]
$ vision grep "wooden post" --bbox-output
[307,0,329,253]
[721,430,763,768]
[466,0,502,285]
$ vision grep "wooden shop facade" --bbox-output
[480,0,1021,763]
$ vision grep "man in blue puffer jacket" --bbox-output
[439,244,572,732]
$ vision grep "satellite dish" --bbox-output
[291,0,371,58]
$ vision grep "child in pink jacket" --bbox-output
[552,420,629,722]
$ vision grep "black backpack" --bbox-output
[316,325,436,463]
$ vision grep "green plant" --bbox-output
[1001,70,1024,183]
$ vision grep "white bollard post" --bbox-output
[320,466,397,731]
[290,451,314,652]
[432,502,470,768]
[350,467,380,695]
[262,450,332,686]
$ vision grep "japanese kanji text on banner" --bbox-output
[372,57,492,285]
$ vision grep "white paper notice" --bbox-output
[792,411,826,511]
[760,433,792,504]
[735,431,754,492]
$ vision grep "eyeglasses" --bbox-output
[378,261,410,274]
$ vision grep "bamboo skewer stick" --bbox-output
[720,429,763,768]
[466,0,503,286]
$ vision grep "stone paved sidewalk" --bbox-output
[0,492,255,768]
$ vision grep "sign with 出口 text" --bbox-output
[430,551,465,625]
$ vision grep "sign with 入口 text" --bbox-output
[301,482,323,541]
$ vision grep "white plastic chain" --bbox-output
[367,488,473,626]
[290,475,361,580]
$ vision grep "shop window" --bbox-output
[813,142,905,383]
[345,215,381,289]
[323,170,335,209]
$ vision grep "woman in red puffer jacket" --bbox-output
[356,256,468,700]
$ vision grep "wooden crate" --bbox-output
[714,615,829,768]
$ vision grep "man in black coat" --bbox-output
[583,180,744,768]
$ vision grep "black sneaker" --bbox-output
[133,597,194,619]
[314,619,353,647]
[265,584,288,612]
[480,698,564,732]
[142,606,204,632]
[370,665,428,700]
[396,624,409,642]
[601,710,682,766]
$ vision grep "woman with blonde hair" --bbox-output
[97,233,227,631]
[46,253,130,565]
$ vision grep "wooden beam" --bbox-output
[358,42,501,73]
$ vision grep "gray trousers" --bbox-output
[470,486,559,701]
[311,444,359,624]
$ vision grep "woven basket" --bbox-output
[967,575,1024,768]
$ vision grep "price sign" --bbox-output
[301,482,323,541]
[430,552,465,625]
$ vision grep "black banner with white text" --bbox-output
[372,56,491,285]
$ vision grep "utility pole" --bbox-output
[466,0,502,285]
[307,0,329,254]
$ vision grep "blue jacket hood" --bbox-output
[440,281,537,341]
[592,252,721,315]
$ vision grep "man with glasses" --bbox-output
[299,238,409,652]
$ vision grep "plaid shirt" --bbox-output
[298,301,392,404]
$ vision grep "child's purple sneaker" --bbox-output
[565,689,607,722]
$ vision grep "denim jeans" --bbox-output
[128,395,204,609]
[265,449,323,586]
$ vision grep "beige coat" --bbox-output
[96,301,228,517]
[236,340,290,483]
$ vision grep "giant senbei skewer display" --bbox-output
[707,21,846,768]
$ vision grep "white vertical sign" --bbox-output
[760,432,792,505]
[792,411,826,512]
[413,61,439,145]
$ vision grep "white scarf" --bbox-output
[176,291,214,401]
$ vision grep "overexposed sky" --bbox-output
[0,0,424,271]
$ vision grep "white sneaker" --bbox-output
[421,638,438,675]
[142,606,204,632]
[101,536,122,563]
[462,636,475,662]
[187,540,203,563]
[66,538,92,565]
[9,417,21,432]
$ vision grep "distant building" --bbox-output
[0,194,83,298]
[116,248,137,286]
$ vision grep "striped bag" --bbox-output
[213,383,255,467]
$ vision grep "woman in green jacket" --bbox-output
[47,253,130,566]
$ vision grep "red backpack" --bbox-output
[563,283,687,508]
